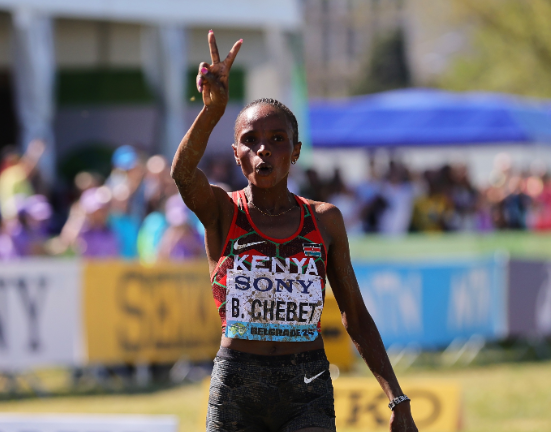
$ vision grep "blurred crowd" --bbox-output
[314,158,551,236]
[1,142,551,261]
[0,142,205,261]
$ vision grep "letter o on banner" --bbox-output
[253,277,273,292]
[407,390,442,428]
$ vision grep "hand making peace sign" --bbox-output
[196,30,243,110]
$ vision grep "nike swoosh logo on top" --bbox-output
[233,238,265,251]
[304,371,326,384]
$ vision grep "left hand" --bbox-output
[196,31,242,111]
[390,403,418,432]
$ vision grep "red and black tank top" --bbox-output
[210,189,327,342]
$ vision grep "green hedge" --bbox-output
[57,67,245,106]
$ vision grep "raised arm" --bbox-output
[21,139,45,177]
[321,204,418,432]
[171,31,242,227]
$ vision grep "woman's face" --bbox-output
[233,104,301,189]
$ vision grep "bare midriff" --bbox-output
[221,335,325,356]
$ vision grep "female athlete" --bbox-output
[171,31,418,432]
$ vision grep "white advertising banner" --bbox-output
[0,415,178,432]
[0,259,84,371]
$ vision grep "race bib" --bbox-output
[225,264,323,342]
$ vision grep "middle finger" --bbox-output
[208,30,220,64]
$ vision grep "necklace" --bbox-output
[245,191,297,217]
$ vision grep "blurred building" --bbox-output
[302,0,401,98]
[302,0,468,98]
[0,0,303,183]
[403,0,469,86]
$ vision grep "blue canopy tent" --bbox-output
[309,89,551,148]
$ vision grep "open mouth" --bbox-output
[255,162,273,175]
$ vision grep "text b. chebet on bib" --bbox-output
[210,190,327,342]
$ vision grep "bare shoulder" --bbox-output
[303,198,346,242]
[307,198,343,222]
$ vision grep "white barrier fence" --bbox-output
[0,258,227,373]
[0,415,178,432]
[0,259,84,372]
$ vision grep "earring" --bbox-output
[291,159,297,165]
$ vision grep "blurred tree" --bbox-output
[441,0,551,97]
[353,28,411,95]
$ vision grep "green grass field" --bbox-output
[0,360,550,432]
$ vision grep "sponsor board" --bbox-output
[84,261,221,364]
[0,259,84,372]
[334,379,461,431]
[0,414,178,432]
[354,255,507,348]
[321,289,353,371]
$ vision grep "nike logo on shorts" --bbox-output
[304,371,326,384]
[234,238,265,251]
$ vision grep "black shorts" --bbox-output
[207,347,336,432]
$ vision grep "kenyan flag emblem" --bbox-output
[303,243,322,258]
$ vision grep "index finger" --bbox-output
[224,39,243,69]
[208,30,221,64]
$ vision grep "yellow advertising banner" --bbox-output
[84,260,222,364]
[320,291,354,371]
[334,378,461,432]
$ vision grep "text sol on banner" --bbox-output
[85,261,221,364]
